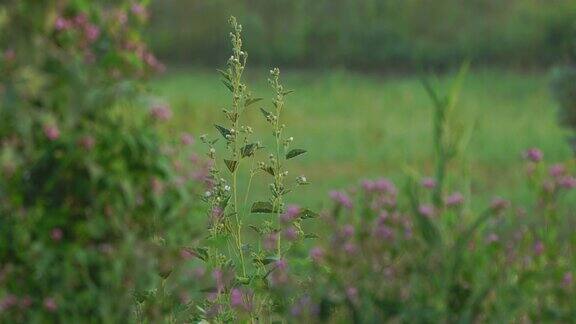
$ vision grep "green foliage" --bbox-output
[551,66,576,154]
[149,0,576,69]
[194,17,313,322]
[0,1,201,321]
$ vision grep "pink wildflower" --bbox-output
[281,205,300,224]
[79,136,95,150]
[230,288,244,309]
[418,204,434,218]
[558,176,576,189]
[523,148,543,163]
[51,228,63,242]
[445,192,464,207]
[329,191,353,209]
[44,125,60,141]
[490,197,510,212]
[180,132,194,145]
[310,247,324,263]
[549,164,565,177]
[283,226,299,241]
[533,240,544,256]
[563,272,573,288]
[43,297,57,312]
[263,233,278,251]
[84,24,100,42]
[421,177,437,189]
[150,104,172,121]
[54,17,71,31]
[3,49,15,64]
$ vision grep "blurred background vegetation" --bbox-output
[149,0,576,70]
[147,0,576,208]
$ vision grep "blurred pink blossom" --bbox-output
[523,148,543,163]
[445,192,464,207]
[43,297,58,312]
[44,125,60,141]
[51,228,63,242]
[150,104,172,121]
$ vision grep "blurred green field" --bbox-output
[152,68,572,209]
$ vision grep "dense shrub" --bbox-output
[0,1,202,321]
[300,158,575,322]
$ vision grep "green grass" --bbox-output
[152,68,573,209]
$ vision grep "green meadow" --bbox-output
[153,68,572,208]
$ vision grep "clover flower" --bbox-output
[263,233,278,251]
[418,204,434,218]
[341,224,355,239]
[490,196,510,212]
[486,233,499,244]
[549,164,565,177]
[374,224,394,241]
[43,125,60,141]
[445,192,464,207]
[79,136,95,150]
[523,148,543,163]
[283,226,299,241]
[43,297,58,312]
[309,247,324,263]
[421,177,437,189]
[329,190,353,209]
[563,272,573,288]
[281,205,300,224]
[150,103,172,121]
[558,176,576,189]
[84,24,101,42]
[230,288,243,307]
[0,294,17,311]
[54,17,71,31]
[181,132,194,146]
[51,228,63,242]
[533,240,545,256]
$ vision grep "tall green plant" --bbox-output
[196,16,313,322]
[421,63,471,208]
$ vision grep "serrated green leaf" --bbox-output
[248,225,263,234]
[221,79,233,92]
[189,247,209,262]
[299,208,318,219]
[282,89,295,96]
[245,97,263,107]
[224,159,238,172]
[286,148,307,159]
[241,143,258,158]
[260,107,271,119]
[263,166,275,176]
[200,287,217,293]
[219,196,231,209]
[217,69,231,81]
[251,201,276,213]
[261,256,279,265]
[214,124,232,139]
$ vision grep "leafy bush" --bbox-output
[0,1,202,321]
